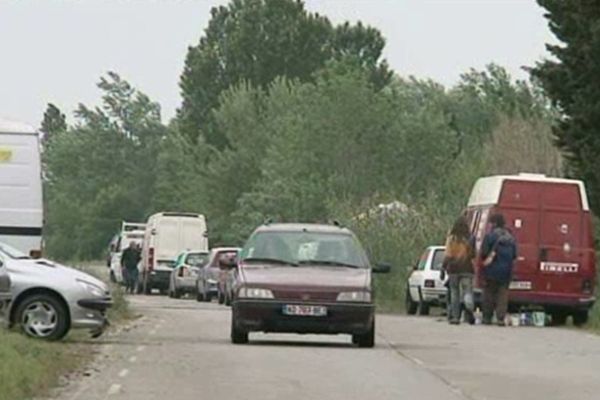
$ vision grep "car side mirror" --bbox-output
[373,263,391,273]
[29,250,42,259]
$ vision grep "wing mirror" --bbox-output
[373,263,391,273]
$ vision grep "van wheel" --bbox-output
[573,311,589,327]
[550,311,567,326]
[353,320,375,348]
[196,290,205,302]
[231,315,248,344]
[16,294,69,341]
[405,287,418,315]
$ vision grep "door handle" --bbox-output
[540,248,548,262]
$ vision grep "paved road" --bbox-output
[55,295,600,400]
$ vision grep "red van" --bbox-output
[466,173,596,325]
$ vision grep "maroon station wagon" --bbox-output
[227,223,390,347]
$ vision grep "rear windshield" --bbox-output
[431,249,445,271]
[186,253,209,267]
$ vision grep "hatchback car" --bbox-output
[217,248,240,305]
[0,241,112,340]
[228,223,390,347]
[196,247,239,302]
[406,245,447,315]
[168,250,209,298]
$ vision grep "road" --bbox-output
[55,295,600,400]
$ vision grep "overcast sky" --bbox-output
[0,0,556,127]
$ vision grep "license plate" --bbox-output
[282,304,327,317]
[540,262,578,273]
[509,281,532,290]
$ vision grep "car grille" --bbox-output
[271,290,338,302]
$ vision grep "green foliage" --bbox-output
[177,0,391,148]
[40,103,66,143]
[532,0,600,214]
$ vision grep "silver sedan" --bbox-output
[0,241,112,340]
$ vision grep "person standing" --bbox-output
[481,213,517,326]
[442,216,476,325]
[121,241,141,294]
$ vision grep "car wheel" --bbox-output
[218,291,225,305]
[573,310,589,327]
[550,311,568,326]
[16,294,69,341]
[230,314,248,344]
[173,289,181,299]
[405,286,418,315]
[353,320,375,348]
[418,301,430,316]
[196,284,205,302]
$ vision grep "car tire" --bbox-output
[353,320,375,348]
[572,310,589,327]
[218,291,225,305]
[230,314,248,344]
[205,292,213,302]
[15,293,70,341]
[418,301,430,316]
[405,287,418,315]
[550,311,568,326]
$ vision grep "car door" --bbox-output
[0,254,11,302]
[408,249,430,299]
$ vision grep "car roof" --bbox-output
[253,223,354,235]
[182,250,209,255]
[428,245,445,251]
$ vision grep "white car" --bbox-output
[406,245,447,315]
[108,222,146,284]
[168,250,209,298]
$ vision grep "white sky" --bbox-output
[0,0,555,127]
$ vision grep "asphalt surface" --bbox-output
[54,295,600,400]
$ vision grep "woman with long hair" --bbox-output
[443,215,475,324]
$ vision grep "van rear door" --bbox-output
[538,182,585,295]
[156,218,180,265]
[497,180,541,291]
[181,217,208,252]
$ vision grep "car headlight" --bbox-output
[238,287,274,299]
[337,291,371,302]
[77,280,105,297]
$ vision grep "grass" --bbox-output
[0,261,132,400]
[0,330,87,400]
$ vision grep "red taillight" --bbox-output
[148,247,155,271]
[424,279,435,288]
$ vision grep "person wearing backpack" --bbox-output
[481,213,517,326]
[442,216,476,325]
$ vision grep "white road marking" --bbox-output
[107,384,121,396]
[118,369,129,378]
[136,345,146,352]
[128,356,137,363]
[410,356,425,366]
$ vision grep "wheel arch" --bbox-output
[9,287,72,329]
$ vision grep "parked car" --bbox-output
[0,241,112,340]
[168,250,209,298]
[228,223,390,347]
[0,118,43,257]
[406,246,447,315]
[216,247,240,305]
[196,247,238,302]
[466,173,596,325]
[0,255,11,327]
[108,221,146,284]
[140,212,208,295]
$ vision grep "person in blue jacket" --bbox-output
[480,213,517,326]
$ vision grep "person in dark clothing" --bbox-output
[480,213,517,326]
[442,216,476,325]
[121,241,141,294]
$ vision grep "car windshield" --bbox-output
[240,231,369,268]
[186,253,209,267]
[0,242,30,259]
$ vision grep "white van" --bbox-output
[108,222,146,284]
[140,212,208,294]
[0,118,43,256]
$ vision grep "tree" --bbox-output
[177,0,391,148]
[532,0,600,213]
[40,103,66,143]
